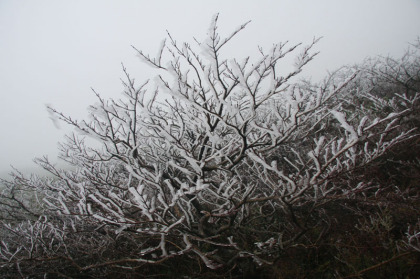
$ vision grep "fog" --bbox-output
[1,0,419,178]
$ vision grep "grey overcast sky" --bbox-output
[0,0,419,178]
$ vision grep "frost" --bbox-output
[330,110,358,141]
[4,14,419,276]
[46,104,61,129]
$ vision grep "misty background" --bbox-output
[1,0,419,179]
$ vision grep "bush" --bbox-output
[1,15,419,278]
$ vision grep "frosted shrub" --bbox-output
[1,15,418,277]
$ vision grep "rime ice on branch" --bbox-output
[1,14,418,275]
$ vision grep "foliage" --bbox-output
[1,16,419,278]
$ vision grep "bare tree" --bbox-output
[1,15,418,277]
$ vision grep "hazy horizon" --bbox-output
[1,0,419,179]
